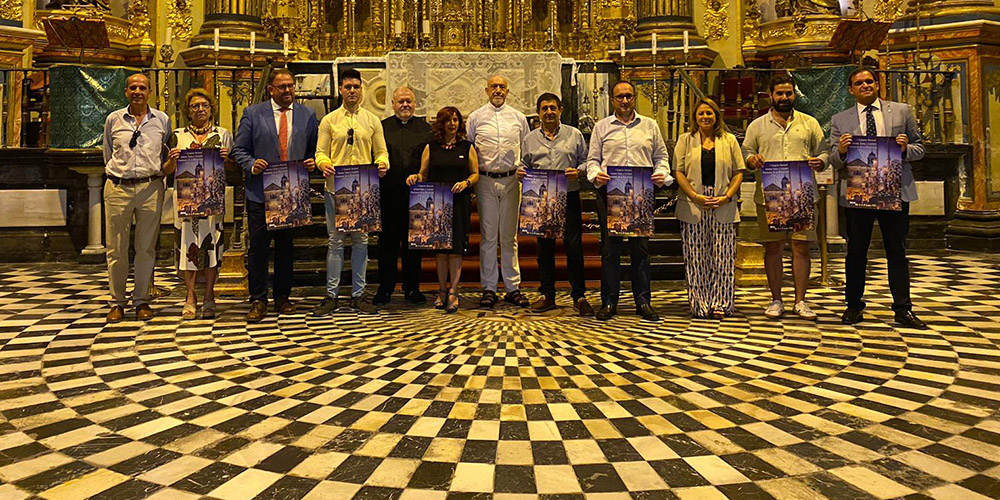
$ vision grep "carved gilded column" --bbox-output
[889,0,1000,251]
[180,0,282,66]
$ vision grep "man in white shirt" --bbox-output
[742,74,828,321]
[102,73,171,322]
[467,75,531,308]
[586,81,672,322]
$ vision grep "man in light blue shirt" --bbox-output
[517,92,593,316]
[586,80,672,322]
[102,73,171,323]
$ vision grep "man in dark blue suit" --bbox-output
[232,69,319,322]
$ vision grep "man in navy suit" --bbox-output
[232,69,320,323]
[830,67,925,328]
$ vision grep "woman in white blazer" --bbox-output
[673,98,745,318]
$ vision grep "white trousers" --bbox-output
[476,174,521,292]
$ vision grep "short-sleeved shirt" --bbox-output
[741,109,828,205]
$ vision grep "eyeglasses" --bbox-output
[614,94,635,102]
[271,83,295,91]
[129,129,141,148]
[189,103,211,110]
[347,128,354,146]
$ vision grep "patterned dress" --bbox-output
[172,127,233,271]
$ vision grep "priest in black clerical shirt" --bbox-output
[373,87,432,306]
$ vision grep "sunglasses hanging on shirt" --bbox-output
[347,128,355,146]
[129,129,141,149]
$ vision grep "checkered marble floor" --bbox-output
[1,253,999,500]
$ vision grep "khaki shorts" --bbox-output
[756,204,817,243]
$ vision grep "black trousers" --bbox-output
[538,190,585,300]
[596,187,651,307]
[377,200,422,295]
[247,200,294,303]
[845,202,911,312]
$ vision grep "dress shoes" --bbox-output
[372,291,392,306]
[351,297,379,315]
[106,305,124,323]
[895,310,926,328]
[247,300,268,323]
[596,304,617,321]
[574,298,594,316]
[136,304,155,321]
[404,290,427,305]
[636,303,659,322]
[841,307,864,325]
[530,296,557,312]
[275,298,296,315]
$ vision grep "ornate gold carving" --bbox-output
[168,0,194,41]
[758,18,836,43]
[0,0,20,21]
[127,0,151,41]
[743,0,762,44]
[872,0,904,21]
[703,0,729,40]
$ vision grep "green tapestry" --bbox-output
[49,65,132,149]
[791,66,856,138]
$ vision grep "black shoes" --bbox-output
[372,292,391,306]
[895,310,926,328]
[636,303,659,322]
[405,290,427,304]
[596,304,617,321]
[842,306,865,325]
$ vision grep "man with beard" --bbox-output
[742,74,828,321]
[467,75,531,308]
[232,69,319,323]
[586,81,672,322]
[830,67,925,328]
[373,86,431,306]
[102,73,172,322]
[311,68,390,315]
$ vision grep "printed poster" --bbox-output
[606,166,654,237]
[175,148,225,217]
[762,161,816,232]
[845,136,903,211]
[263,160,312,230]
[408,182,453,250]
[333,164,382,232]
[519,168,568,238]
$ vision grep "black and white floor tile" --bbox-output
[1,253,999,500]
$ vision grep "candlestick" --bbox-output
[422,20,431,34]
[213,28,219,52]
[165,27,172,46]
[395,20,402,34]
[250,31,256,54]
[683,30,689,54]
[651,32,657,56]
[620,35,625,59]
[283,33,289,57]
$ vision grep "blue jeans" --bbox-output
[324,192,368,298]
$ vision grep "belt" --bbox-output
[107,174,162,186]
[479,169,516,179]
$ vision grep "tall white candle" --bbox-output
[283,33,289,56]
[620,35,625,59]
[213,28,219,52]
[165,27,172,46]
[394,20,402,34]
[651,32,657,56]
[683,30,689,54]
[422,20,431,34]
[250,31,256,54]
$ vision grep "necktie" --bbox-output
[865,105,877,138]
[279,108,289,161]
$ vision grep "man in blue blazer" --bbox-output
[232,69,319,323]
[829,67,925,328]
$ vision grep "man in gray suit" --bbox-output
[829,67,925,328]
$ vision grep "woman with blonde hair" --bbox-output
[163,88,233,320]
[673,98,745,318]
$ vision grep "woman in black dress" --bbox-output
[407,107,479,313]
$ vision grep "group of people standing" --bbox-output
[101,65,926,330]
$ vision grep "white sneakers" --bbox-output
[764,300,785,319]
[793,301,817,320]
[764,300,817,320]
